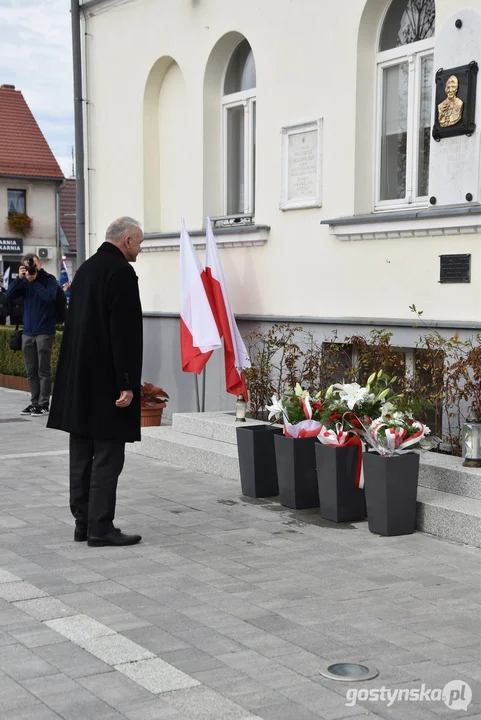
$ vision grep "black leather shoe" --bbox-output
[75,527,122,542]
[87,531,142,547]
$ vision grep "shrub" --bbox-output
[0,326,63,379]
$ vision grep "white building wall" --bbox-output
[83,0,481,326]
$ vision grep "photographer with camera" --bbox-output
[6,253,58,416]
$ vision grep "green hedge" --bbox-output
[0,327,63,379]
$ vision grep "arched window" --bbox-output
[376,0,435,208]
[222,39,256,217]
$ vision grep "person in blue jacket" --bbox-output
[6,253,57,416]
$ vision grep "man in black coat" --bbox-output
[48,217,144,547]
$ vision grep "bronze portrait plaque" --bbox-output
[433,62,478,141]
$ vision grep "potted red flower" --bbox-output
[6,212,33,236]
[140,383,169,427]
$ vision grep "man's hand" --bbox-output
[18,266,26,280]
[115,390,133,408]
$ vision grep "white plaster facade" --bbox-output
[80,0,481,410]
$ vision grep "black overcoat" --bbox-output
[48,242,143,443]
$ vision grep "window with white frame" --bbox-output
[376,0,435,210]
[222,40,256,217]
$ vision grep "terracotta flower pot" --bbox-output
[140,402,166,427]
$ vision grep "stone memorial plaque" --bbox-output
[280,119,322,210]
[429,9,481,205]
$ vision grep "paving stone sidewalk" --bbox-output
[0,387,480,720]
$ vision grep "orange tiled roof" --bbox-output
[0,84,64,180]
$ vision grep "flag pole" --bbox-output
[201,366,206,413]
[194,375,201,413]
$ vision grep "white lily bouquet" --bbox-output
[266,383,324,438]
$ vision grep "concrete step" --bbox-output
[419,452,481,500]
[127,426,240,481]
[172,411,272,445]
[417,487,481,547]
[128,414,481,547]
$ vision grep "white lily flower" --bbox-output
[332,382,370,411]
[294,383,309,398]
[380,400,395,416]
[265,395,284,421]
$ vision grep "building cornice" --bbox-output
[142,225,270,252]
[80,0,136,15]
[322,205,481,241]
[141,312,481,331]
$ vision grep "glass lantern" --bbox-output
[235,395,246,423]
[462,415,481,467]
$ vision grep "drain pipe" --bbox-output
[71,0,86,267]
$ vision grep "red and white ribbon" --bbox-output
[283,418,322,439]
[371,421,426,453]
[317,424,364,488]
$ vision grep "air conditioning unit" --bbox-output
[36,247,54,261]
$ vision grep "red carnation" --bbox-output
[349,416,362,428]
[328,413,341,422]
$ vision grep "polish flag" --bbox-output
[180,219,221,373]
[202,218,251,399]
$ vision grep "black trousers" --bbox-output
[69,434,125,537]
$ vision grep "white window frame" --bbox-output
[375,36,434,212]
[222,88,256,217]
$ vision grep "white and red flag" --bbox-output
[179,219,221,374]
[202,218,251,399]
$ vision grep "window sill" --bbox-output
[142,224,270,252]
[322,204,481,241]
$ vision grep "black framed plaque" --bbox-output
[432,61,478,141]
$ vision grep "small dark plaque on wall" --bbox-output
[439,254,471,283]
[432,62,478,141]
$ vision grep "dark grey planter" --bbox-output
[363,452,420,536]
[315,444,366,523]
[237,424,283,498]
[274,435,319,509]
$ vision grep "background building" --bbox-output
[60,178,78,277]
[0,84,65,284]
[79,0,481,414]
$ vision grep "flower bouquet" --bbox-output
[266,383,323,438]
[323,371,400,432]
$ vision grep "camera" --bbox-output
[25,258,37,276]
